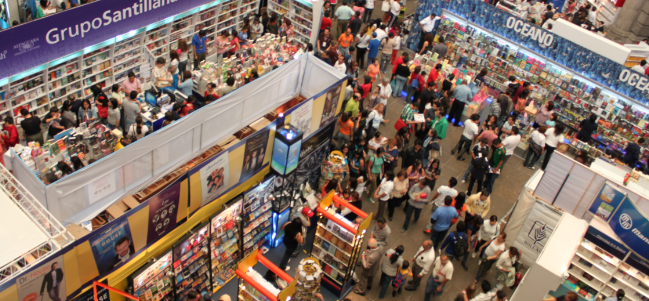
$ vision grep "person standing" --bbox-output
[461,138,490,182]
[279,218,304,271]
[354,238,384,296]
[363,0,375,22]
[401,178,431,232]
[440,221,468,260]
[484,138,505,193]
[388,0,401,28]
[576,113,598,143]
[465,190,491,224]
[451,114,480,160]
[40,262,64,301]
[192,30,208,70]
[379,245,404,299]
[448,80,473,126]
[433,36,448,59]
[367,32,381,65]
[334,1,354,37]
[476,233,507,280]
[379,33,396,74]
[338,28,354,56]
[424,176,459,234]
[495,246,522,286]
[418,13,440,51]
[423,254,454,301]
[122,91,141,132]
[467,149,489,195]
[496,90,512,127]
[474,215,500,258]
[501,126,521,168]
[20,109,43,146]
[524,126,547,170]
[378,78,392,109]
[349,11,363,36]
[388,170,409,221]
[374,173,395,220]
[121,71,142,95]
[430,196,458,249]
[430,108,448,141]
[624,137,644,168]
[542,124,565,170]
[405,240,435,291]
[356,27,371,68]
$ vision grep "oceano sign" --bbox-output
[505,16,554,47]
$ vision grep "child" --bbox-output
[392,260,411,296]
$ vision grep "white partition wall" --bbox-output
[534,152,649,219]
[8,54,345,224]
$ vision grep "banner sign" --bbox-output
[0,0,215,79]
[583,225,629,260]
[609,198,649,261]
[70,280,110,301]
[190,150,230,207]
[290,99,313,138]
[626,253,649,277]
[320,83,343,127]
[295,121,335,190]
[410,0,649,105]
[512,201,563,266]
[16,255,67,301]
[240,128,270,182]
[88,218,136,275]
[589,182,627,221]
[146,176,184,244]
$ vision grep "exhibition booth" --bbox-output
[0,52,353,301]
[413,9,648,163]
[504,152,649,301]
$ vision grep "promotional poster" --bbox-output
[240,129,270,181]
[197,151,230,206]
[320,84,343,127]
[17,256,67,301]
[147,179,182,244]
[290,99,313,138]
[589,182,627,221]
[295,122,335,189]
[89,218,135,275]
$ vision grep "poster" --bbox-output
[589,182,626,221]
[290,99,313,138]
[295,122,335,189]
[608,198,649,260]
[88,218,135,275]
[197,151,230,206]
[70,280,110,301]
[86,171,118,205]
[320,83,343,127]
[240,129,270,181]
[147,178,182,244]
[17,256,67,301]
[512,201,562,266]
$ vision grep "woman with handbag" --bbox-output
[523,126,547,170]
[366,103,388,141]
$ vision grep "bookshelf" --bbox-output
[289,0,323,46]
[241,177,274,258]
[0,0,318,129]
[172,223,212,299]
[209,199,242,292]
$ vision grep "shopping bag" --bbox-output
[394,118,407,131]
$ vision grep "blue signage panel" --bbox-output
[626,253,649,277]
[583,226,628,260]
[271,138,289,174]
[589,182,627,221]
[286,140,302,174]
[608,198,649,261]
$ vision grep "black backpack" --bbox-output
[452,231,468,257]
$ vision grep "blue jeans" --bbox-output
[462,163,472,181]
[380,53,391,74]
[279,247,296,270]
[424,276,445,301]
[402,204,422,230]
[393,75,407,97]
[363,8,374,23]
[430,228,449,250]
[405,85,418,103]
[339,46,349,57]
[484,173,499,193]
[524,149,541,167]
[379,272,395,299]
[496,115,507,128]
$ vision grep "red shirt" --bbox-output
[180,102,194,117]
[2,124,18,147]
[392,57,404,74]
[321,17,332,30]
[204,91,220,99]
[361,83,372,99]
[645,67,649,76]
[408,73,425,92]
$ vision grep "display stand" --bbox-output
[172,222,212,299]
[267,0,323,46]
[431,10,648,155]
[242,176,276,257]
[129,251,175,301]
[311,193,371,298]
[236,250,297,301]
[210,197,244,292]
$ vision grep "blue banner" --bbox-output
[0,0,216,79]
[583,225,628,260]
[589,182,626,221]
[609,198,649,261]
[409,0,649,106]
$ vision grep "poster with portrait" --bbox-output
[16,255,67,301]
[88,218,135,275]
[196,151,230,207]
[70,280,110,301]
[290,99,313,138]
[147,178,183,244]
[295,122,335,189]
[320,83,343,127]
[240,128,270,181]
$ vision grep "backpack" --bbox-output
[410,76,419,89]
[452,231,468,257]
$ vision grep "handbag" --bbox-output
[528,138,542,156]
[394,118,407,131]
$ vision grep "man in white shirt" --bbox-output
[371,217,392,247]
[524,126,547,170]
[631,60,647,74]
[373,171,394,219]
[588,6,597,25]
[388,0,401,28]
[378,78,392,109]
[418,13,440,50]
[462,280,496,301]
[405,240,435,291]
[423,254,453,301]
[374,24,388,42]
[501,126,521,168]
[451,114,480,160]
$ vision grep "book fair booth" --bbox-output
[498,150,649,301]
[0,51,370,301]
